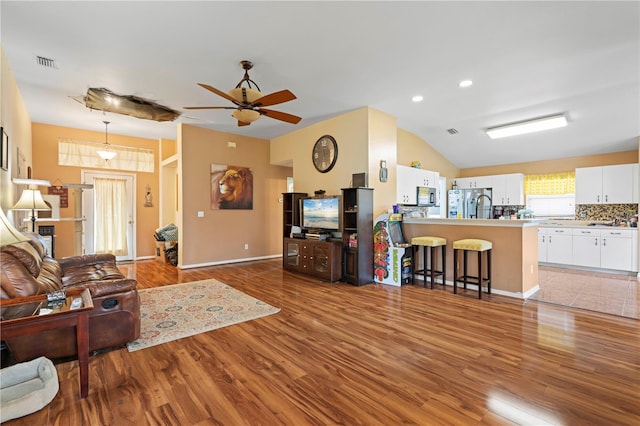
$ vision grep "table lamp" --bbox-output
[12,179,52,232]
[0,208,29,246]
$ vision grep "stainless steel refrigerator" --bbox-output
[448,188,493,219]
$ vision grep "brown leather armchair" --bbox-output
[1,233,140,361]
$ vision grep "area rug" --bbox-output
[126,279,280,352]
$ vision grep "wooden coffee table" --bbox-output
[1,288,94,398]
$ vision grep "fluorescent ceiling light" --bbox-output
[459,80,473,88]
[486,114,567,139]
[412,95,424,103]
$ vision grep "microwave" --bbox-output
[417,186,437,206]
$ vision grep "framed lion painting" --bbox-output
[210,163,254,210]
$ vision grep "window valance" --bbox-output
[58,139,154,173]
[524,172,575,195]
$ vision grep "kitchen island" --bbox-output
[402,218,542,299]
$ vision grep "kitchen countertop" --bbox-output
[538,220,637,230]
[402,217,637,230]
[402,217,545,228]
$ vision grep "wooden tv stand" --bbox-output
[283,238,343,282]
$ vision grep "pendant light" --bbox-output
[96,120,116,160]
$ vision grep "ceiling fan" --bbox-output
[184,60,302,127]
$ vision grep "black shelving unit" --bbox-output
[341,187,374,286]
[282,192,307,238]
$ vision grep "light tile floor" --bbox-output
[530,265,639,319]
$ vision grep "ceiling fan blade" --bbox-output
[251,90,297,108]
[259,108,302,124]
[183,106,236,110]
[197,83,239,105]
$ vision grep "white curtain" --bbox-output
[94,178,128,256]
[58,139,154,172]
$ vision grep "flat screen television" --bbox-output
[301,197,340,231]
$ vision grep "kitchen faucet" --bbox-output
[475,194,492,219]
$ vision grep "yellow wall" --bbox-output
[367,108,398,216]
[31,123,162,259]
[459,150,638,177]
[0,46,32,216]
[271,107,370,197]
[178,124,290,267]
[160,138,177,161]
[270,107,460,217]
[397,128,459,185]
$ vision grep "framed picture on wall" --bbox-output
[1,127,8,171]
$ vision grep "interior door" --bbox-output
[82,170,135,261]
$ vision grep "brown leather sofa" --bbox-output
[1,233,140,361]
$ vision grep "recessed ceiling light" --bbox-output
[412,95,424,103]
[459,80,473,88]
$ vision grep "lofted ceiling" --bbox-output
[1,1,638,169]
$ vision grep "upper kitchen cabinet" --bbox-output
[575,164,637,204]
[416,169,439,188]
[492,173,524,206]
[396,165,439,204]
[397,165,418,205]
[456,175,492,189]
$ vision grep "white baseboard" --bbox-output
[411,276,531,299]
[178,254,281,270]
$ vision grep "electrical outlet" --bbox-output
[197,211,204,218]
[244,243,249,250]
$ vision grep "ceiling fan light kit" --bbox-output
[486,114,568,139]
[184,60,302,127]
[232,109,261,124]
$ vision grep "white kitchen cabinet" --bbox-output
[396,165,417,205]
[572,229,600,268]
[538,228,548,262]
[545,228,573,265]
[575,164,636,204]
[600,229,636,271]
[417,169,439,189]
[492,173,524,205]
[540,226,638,272]
[456,175,492,189]
[396,166,440,204]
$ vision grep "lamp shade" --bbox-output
[228,87,262,104]
[96,149,117,160]
[12,189,51,211]
[232,109,261,124]
[0,208,28,246]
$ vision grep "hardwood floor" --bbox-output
[5,259,640,425]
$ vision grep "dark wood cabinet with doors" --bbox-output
[283,238,342,282]
[282,192,307,239]
[341,187,374,286]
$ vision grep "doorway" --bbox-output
[82,170,136,261]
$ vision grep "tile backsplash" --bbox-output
[575,204,638,221]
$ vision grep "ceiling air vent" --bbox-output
[446,128,459,135]
[36,56,57,69]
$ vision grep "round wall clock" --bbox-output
[312,135,338,173]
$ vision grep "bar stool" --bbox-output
[411,236,447,289]
[453,239,492,299]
